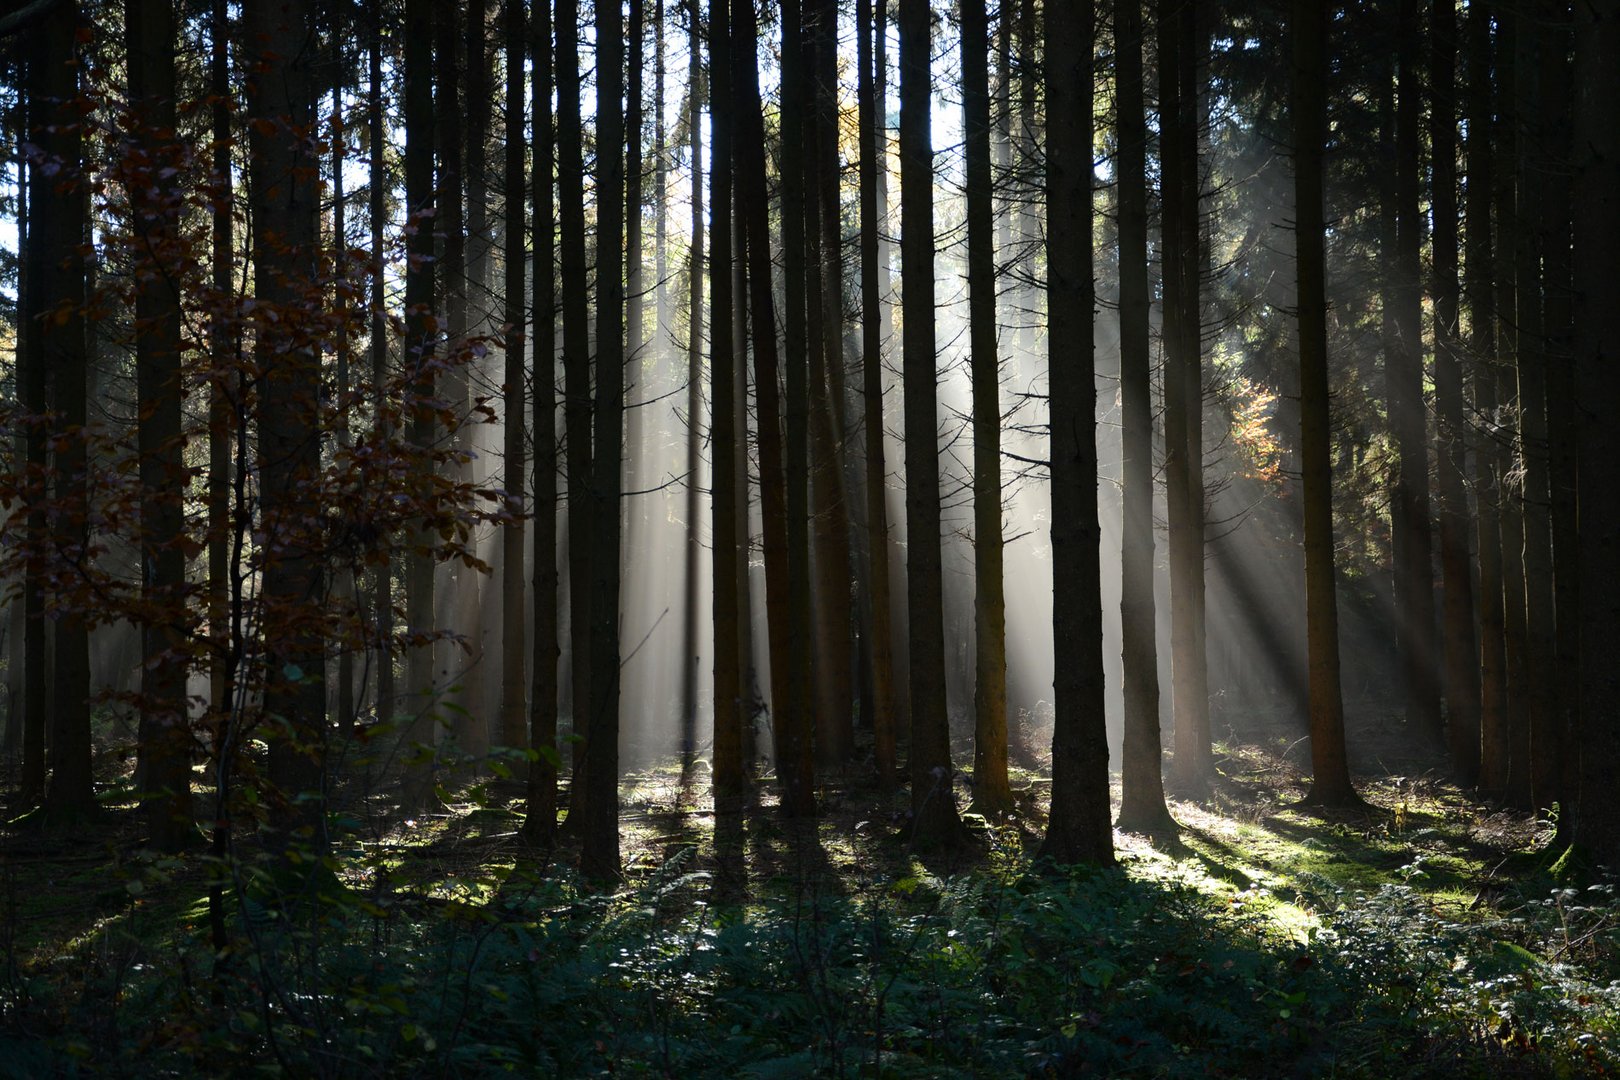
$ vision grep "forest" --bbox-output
[0,0,1618,1073]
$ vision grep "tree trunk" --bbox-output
[369,0,395,736]
[557,0,594,792]
[581,0,627,882]
[19,70,45,803]
[960,0,1010,816]
[1513,11,1558,814]
[1161,0,1211,795]
[500,0,528,755]
[1039,0,1113,865]
[333,53,358,741]
[434,0,476,759]
[774,0,818,818]
[1493,6,1537,810]
[1570,0,1620,868]
[1430,0,1480,784]
[897,0,965,847]
[248,0,327,844]
[1293,0,1361,808]
[682,0,706,776]
[1115,0,1174,836]
[209,0,238,763]
[1540,0,1577,847]
[29,2,93,818]
[402,0,438,808]
[808,0,854,772]
[127,0,194,850]
[1466,0,1508,797]
[709,0,744,806]
[1393,0,1441,749]
[856,0,899,789]
[525,0,560,845]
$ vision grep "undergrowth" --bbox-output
[2,815,1618,1078]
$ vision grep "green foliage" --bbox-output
[5,820,1619,1078]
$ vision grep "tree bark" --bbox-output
[774,0,818,818]
[898,0,965,847]
[1393,0,1441,749]
[557,0,593,792]
[1466,0,1508,798]
[961,0,1010,816]
[1161,0,1211,795]
[402,0,438,808]
[525,0,560,845]
[1115,0,1174,836]
[857,0,899,789]
[127,0,194,850]
[1540,0,1578,847]
[808,0,854,772]
[1570,0,1620,868]
[30,1,92,819]
[1039,0,1114,865]
[1293,0,1361,808]
[368,0,395,736]
[709,0,744,805]
[248,0,327,844]
[581,0,628,882]
[682,0,706,777]
[500,0,528,755]
[1429,0,1480,784]
[1513,10,1558,815]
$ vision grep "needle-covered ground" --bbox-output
[2,717,1616,1077]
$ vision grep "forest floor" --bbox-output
[1,706,1615,1076]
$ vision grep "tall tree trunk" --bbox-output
[43,6,94,821]
[7,108,26,765]
[776,0,818,818]
[19,76,45,803]
[734,0,809,819]
[682,0,705,775]
[557,0,594,792]
[709,0,743,804]
[248,0,327,844]
[1115,0,1173,836]
[209,0,237,764]
[808,0,854,771]
[1293,0,1361,808]
[732,184,760,776]
[1570,0,1620,868]
[1040,0,1113,865]
[1430,0,1479,784]
[580,0,627,881]
[1466,0,1508,797]
[500,0,528,755]
[1393,0,1441,749]
[29,3,92,818]
[369,0,395,736]
[434,0,475,758]
[625,0,645,511]
[960,0,1010,815]
[1493,6,1535,810]
[856,0,898,789]
[459,0,493,752]
[1514,10,1558,814]
[333,57,358,740]
[898,0,965,846]
[526,0,560,844]
[403,0,439,807]
[127,0,193,850]
[1162,0,1210,794]
[1540,0,1578,847]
